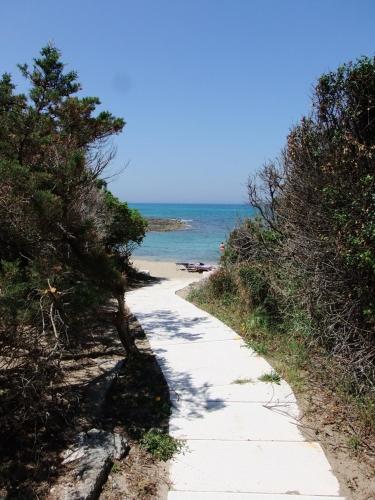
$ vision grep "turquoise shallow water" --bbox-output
[129,203,254,264]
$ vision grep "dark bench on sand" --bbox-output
[176,262,215,273]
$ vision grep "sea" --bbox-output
[129,203,255,264]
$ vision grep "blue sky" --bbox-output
[1,1,374,203]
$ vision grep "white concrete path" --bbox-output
[127,278,345,499]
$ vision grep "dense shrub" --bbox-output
[207,267,235,296]
[236,264,270,306]
[227,56,375,390]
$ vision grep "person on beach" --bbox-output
[219,241,225,253]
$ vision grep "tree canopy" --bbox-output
[0,45,146,440]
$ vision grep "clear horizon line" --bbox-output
[128,201,249,205]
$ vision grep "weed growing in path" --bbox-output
[111,462,120,473]
[259,371,281,384]
[232,378,253,384]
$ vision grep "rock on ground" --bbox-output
[50,429,128,500]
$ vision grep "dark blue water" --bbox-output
[129,203,254,263]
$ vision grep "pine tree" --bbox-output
[0,45,146,440]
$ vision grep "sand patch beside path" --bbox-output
[131,259,206,281]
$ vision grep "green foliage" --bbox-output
[246,339,269,356]
[224,55,375,389]
[189,55,375,438]
[0,260,29,322]
[236,264,278,314]
[244,307,270,330]
[191,58,375,442]
[293,57,375,331]
[207,267,235,295]
[103,188,147,252]
[0,45,143,449]
[111,462,120,473]
[140,429,185,461]
[0,44,144,318]
[238,265,266,302]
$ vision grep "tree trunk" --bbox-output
[113,292,138,357]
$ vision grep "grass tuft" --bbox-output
[111,461,120,473]
[232,378,253,385]
[245,339,268,355]
[347,435,361,453]
[140,429,185,461]
[258,370,281,384]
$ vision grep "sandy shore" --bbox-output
[131,258,199,281]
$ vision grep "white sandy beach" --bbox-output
[131,258,207,281]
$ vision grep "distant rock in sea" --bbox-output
[147,217,188,232]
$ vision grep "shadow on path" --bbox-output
[134,308,212,343]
